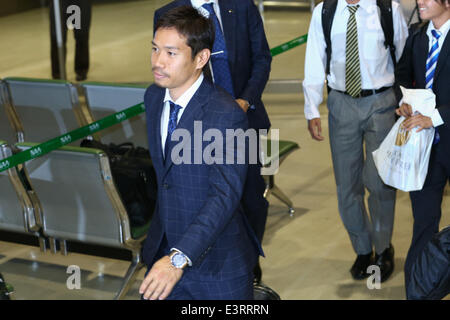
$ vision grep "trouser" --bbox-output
[327,88,397,255]
[50,0,92,78]
[404,145,450,291]
[241,162,269,243]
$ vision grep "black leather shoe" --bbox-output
[76,72,87,81]
[350,252,373,280]
[375,244,394,283]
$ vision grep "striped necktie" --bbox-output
[165,101,181,160]
[426,30,442,145]
[425,30,441,89]
[345,5,361,98]
[202,3,235,97]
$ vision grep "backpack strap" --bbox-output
[321,0,338,76]
[377,0,396,68]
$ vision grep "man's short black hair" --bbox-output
[155,6,215,60]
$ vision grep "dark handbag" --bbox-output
[80,139,157,228]
[407,226,450,300]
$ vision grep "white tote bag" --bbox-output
[373,117,434,191]
[372,87,436,192]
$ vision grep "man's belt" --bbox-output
[333,86,391,98]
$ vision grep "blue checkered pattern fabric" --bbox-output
[165,101,182,160]
[426,30,441,145]
[202,3,235,97]
[143,80,263,288]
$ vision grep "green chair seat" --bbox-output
[262,139,299,167]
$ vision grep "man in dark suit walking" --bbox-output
[139,6,262,300]
[154,0,272,283]
[395,0,450,298]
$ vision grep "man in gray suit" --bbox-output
[303,0,408,282]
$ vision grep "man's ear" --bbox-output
[195,48,211,70]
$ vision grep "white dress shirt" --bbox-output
[160,73,204,156]
[303,0,408,120]
[426,19,450,127]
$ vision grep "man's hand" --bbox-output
[402,114,433,132]
[395,103,413,118]
[139,256,183,300]
[308,118,324,141]
[236,99,250,113]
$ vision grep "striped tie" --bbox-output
[202,3,235,97]
[345,5,361,98]
[425,30,441,89]
[426,30,442,145]
[165,101,181,160]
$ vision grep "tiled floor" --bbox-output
[0,1,449,300]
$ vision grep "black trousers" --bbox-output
[404,144,450,292]
[49,0,92,78]
[241,129,269,245]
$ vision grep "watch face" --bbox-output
[172,253,186,268]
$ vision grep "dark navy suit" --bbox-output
[395,22,450,295]
[154,0,271,243]
[142,78,263,299]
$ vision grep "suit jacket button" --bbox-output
[163,183,169,189]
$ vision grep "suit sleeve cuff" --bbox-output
[431,109,444,127]
[170,248,193,266]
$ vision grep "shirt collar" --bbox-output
[191,0,218,10]
[337,0,371,15]
[164,73,204,108]
[427,19,450,41]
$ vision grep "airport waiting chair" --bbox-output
[0,141,45,250]
[15,142,150,300]
[261,139,300,216]
[0,80,19,144]
[3,77,84,144]
[80,82,148,147]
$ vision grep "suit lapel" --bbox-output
[434,32,450,83]
[148,88,165,176]
[162,79,211,177]
[219,0,236,67]
[417,28,429,88]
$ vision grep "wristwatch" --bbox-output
[169,250,189,269]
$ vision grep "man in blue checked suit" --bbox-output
[154,0,272,284]
[394,0,450,298]
[139,6,262,300]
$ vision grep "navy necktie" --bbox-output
[426,30,441,145]
[202,3,235,97]
[165,101,181,160]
